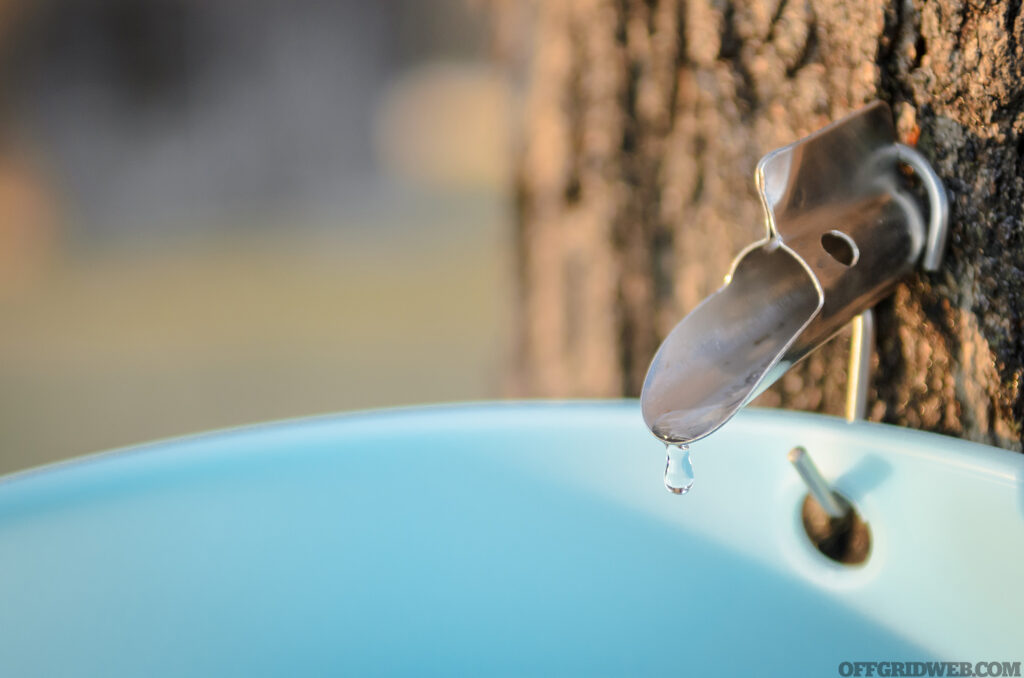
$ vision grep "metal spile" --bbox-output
[641,102,949,445]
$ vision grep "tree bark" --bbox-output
[511,0,1024,450]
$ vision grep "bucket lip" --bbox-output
[2,400,1019,491]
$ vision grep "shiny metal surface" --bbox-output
[787,445,849,520]
[896,143,950,272]
[845,310,874,422]
[642,102,949,445]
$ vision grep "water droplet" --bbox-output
[664,443,694,495]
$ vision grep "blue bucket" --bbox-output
[1,402,1021,676]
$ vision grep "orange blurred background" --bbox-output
[0,0,515,474]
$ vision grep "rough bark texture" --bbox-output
[511,0,1024,450]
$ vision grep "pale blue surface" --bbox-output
[1,402,1022,676]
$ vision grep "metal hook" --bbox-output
[844,144,948,422]
[896,143,950,273]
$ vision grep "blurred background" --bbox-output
[0,0,515,474]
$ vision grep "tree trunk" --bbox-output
[511,0,1024,450]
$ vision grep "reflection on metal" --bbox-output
[641,101,949,445]
[787,446,849,520]
[845,309,874,423]
[896,143,950,272]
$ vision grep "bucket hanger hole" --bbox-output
[800,493,871,565]
[821,230,859,267]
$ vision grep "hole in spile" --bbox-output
[821,230,859,266]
